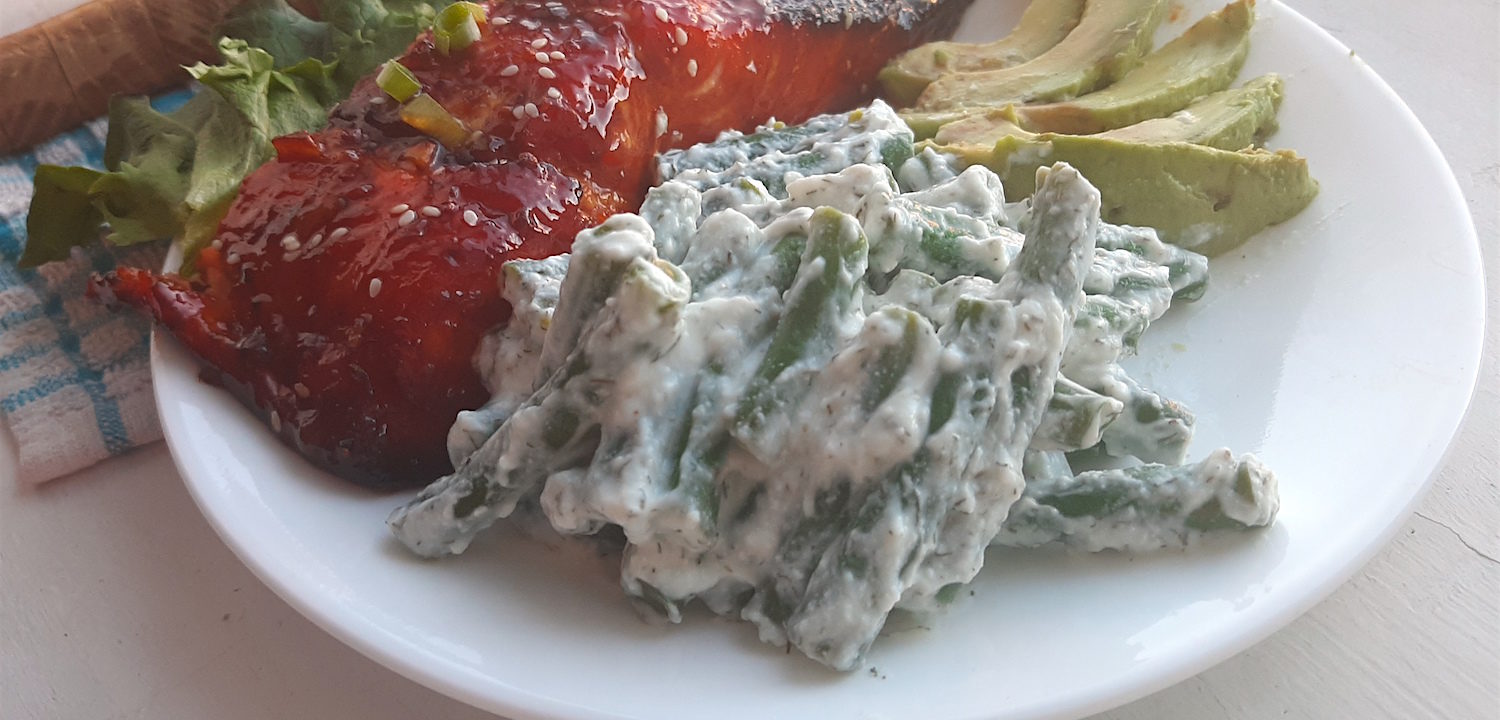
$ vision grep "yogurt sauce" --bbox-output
[390,101,1278,670]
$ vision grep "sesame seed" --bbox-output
[536,51,550,63]
[390,203,409,214]
[369,277,383,298]
[549,50,564,60]
[270,411,282,433]
[547,87,562,99]
[524,102,540,117]
[654,7,669,22]
[512,105,526,119]
[398,209,417,226]
[538,66,556,79]
[251,293,272,303]
[309,232,324,247]
[531,38,548,48]
[210,239,223,250]
[329,227,349,241]
[490,16,509,25]
[687,59,698,77]
[421,205,441,217]
[280,233,300,250]
[520,18,539,29]
[227,252,242,264]
[500,64,519,77]
[747,60,757,73]
[294,383,310,398]
[674,27,687,45]
[463,209,479,226]
[370,95,387,105]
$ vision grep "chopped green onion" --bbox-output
[400,94,473,148]
[434,2,487,55]
[377,61,422,103]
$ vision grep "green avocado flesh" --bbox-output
[902,0,1255,140]
[932,74,1284,154]
[888,0,1317,256]
[914,0,1168,112]
[1100,73,1283,150]
[1013,0,1254,134]
[932,126,1317,256]
[878,0,1087,106]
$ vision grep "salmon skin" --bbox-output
[95,0,971,488]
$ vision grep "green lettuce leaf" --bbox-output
[20,0,435,269]
[217,0,334,65]
[24,166,107,267]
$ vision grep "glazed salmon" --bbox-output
[97,0,970,487]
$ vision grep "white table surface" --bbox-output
[2,1,1496,718]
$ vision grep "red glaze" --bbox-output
[96,0,969,488]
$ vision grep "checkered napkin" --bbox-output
[0,96,192,483]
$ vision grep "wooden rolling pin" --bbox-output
[0,0,246,153]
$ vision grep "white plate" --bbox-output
[152,2,1485,719]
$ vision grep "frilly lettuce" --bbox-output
[22,0,435,269]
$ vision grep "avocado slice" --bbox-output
[914,0,1169,113]
[1101,74,1283,150]
[931,74,1284,158]
[995,138,1316,255]
[924,76,1314,256]
[1013,0,1255,135]
[878,0,1087,106]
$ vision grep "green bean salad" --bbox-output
[388,100,1279,670]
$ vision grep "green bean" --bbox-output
[733,207,868,461]
[659,103,914,198]
[1008,164,1100,299]
[1022,449,1073,484]
[1095,222,1210,301]
[894,146,959,192]
[1076,293,1154,357]
[536,215,659,382]
[1032,377,1125,452]
[786,164,1099,670]
[900,164,1012,230]
[638,182,702,264]
[860,309,928,413]
[555,324,714,545]
[657,115,844,179]
[784,164,901,219]
[665,230,817,525]
[389,239,690,557]
[861,194,1010,283]
[865,267,942,318]
[677,208,764,295]
[700,177,777,218]
[449,256,569,465]
[996,448,1279,551]
[1099,371,1195,465]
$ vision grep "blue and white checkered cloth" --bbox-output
[0,94,193,482]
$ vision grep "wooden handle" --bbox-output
[0,0,246,154]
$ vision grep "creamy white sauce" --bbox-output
[432,158,1099,669]
[998,448,1280,552]
[391,103,1279,672]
